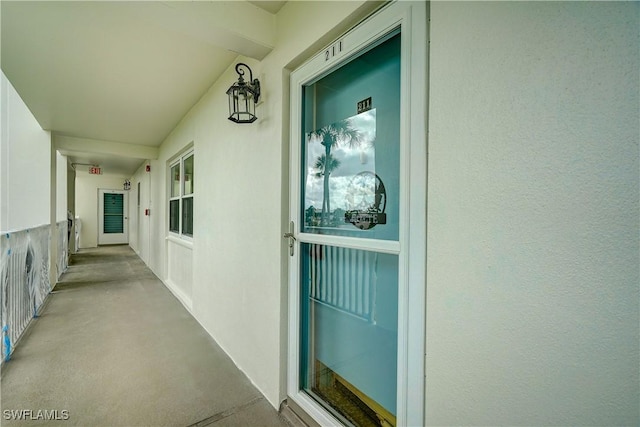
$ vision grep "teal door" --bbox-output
[103,193,124,234]
[98,189,128,245]
[287,4,428,425]
[297,31,401,426]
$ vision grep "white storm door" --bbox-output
[287,2,427,427]
[98,189,129,245]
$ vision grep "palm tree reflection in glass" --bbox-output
[308,118,366,227]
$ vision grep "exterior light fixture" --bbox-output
[226,63,260,124]
[123,179,131,191]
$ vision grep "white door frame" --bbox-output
[98,189,129,245]
[136,168,151,264]
[286,2,427,426]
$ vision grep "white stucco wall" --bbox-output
[128,161,151,264]
[0,72,5,230]
[141,0,379,409]
[0,71,51,233]
[427,2,639,425]
[67,161,76,253]
[75,171,129,248]
[56,151,68,223]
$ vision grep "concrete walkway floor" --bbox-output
[0,245,289,427]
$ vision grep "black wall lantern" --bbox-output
[226,63,261,124]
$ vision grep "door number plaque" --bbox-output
[357,97,372,114]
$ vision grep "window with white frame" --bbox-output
[169,151,194,237]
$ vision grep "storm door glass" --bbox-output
[299,30,401,426]
[301,35,401,242]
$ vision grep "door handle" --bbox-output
[283,221,296,256]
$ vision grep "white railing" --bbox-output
[0,225,52,362]
[74,217,81,253]
[57,221,69,278]
[308,244,377,322]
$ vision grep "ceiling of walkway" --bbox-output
[1,1,286,176]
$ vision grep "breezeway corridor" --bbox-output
[1,2,638,426]
[0,245,289,427]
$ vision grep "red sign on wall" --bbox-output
[89,167,102,175]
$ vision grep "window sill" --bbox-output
[166,234,193,249]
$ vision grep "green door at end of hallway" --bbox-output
[98,189,128,245]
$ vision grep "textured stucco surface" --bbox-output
[0,72,51,233]
[142,1,376,409]
[427,2,639,425]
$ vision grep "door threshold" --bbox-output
[280,399,320,427]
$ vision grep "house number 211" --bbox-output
[325,39,344,62]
